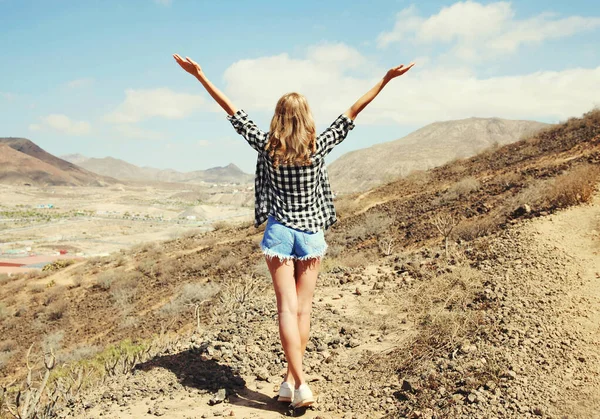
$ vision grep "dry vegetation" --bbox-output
[1,109,599,417]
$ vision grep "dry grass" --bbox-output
[95,271,116,290]
[0,273,11,286]
[212,220,231,231]
[158,282,220,318]
[405,170,430,187]
[547,164,600,207]
[218,274,269,312]
[377,265,484,376]
[509,164,600,214]
[46,301,67,322]
[449,176,481,197]
[218,255,238,271]
[454,215,501,241]
[347,212,394,241]
[338,252,371,269]
[0,302,9,320]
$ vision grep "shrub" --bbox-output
[347,212,394,241]
[0,350,15,371]
[454,215,500,241]
[386,265,483,377]
[42,330,65,352]
[218,255,238,271]
[60,344,102,364]
[405,170,430,187]
[28,283,46,294]
[95,271,116,290]
[46,301,67,321]
[42,259,75,272]
[448,176,481,197]
[158,282,219,317]
[0,302,9,320]
[338,252,370,269]
[326,244,345,258]
[43,286,65,306]
[111,288,137,313]
[212,220,231,231]
[508,164,600,213]
[494,171,521,189]
[547,164,600,208]
[0,273,10,286]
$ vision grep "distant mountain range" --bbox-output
[60,155,253,184]
[1,116,547,189]
[328,117,549,193]
[0,138,113,186]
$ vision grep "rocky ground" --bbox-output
[45,193,600,418]
[392,200,600,418]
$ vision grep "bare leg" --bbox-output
[284,258,320,387]
[266,256,306,388]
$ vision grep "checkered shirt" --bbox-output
[227,109,355,233]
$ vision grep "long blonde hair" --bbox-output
[266,92,316,169]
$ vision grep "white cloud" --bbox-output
[367,65,600,125]
[377,2,600,61]
[222,43,600,126]
[105,88,206,124]
[66,78,94,88]
[1,92,16,101]
[223,43,378,119]
[115,124,163,141]
[29,114,91,135]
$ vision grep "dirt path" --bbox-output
[526,194,600,416]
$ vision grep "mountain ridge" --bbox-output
[329,117,549,193]
[0,138,114,186]
[60,154,253,184]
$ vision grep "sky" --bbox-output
[1,0,599,174]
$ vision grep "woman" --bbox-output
[173,53,414,408]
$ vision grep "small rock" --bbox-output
[401,379,416,393]
[209,389,227,406]
[255,368,269,381]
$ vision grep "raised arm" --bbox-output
[344,62,415,121]
[173,54,237,116]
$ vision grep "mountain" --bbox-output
[60,153,90,165]
[0,138,114,186]
[60,155,253,184]
[329,117,549,193]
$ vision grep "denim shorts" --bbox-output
[260,215,327,261]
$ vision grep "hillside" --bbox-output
[61,154,253,184]
[329,117,548,193]
[0,138,114,186]
[1,110,599,418]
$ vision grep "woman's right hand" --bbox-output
[384,62,415,81]
[173,54,203,77]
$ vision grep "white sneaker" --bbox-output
[277,381,294,403]
[291,383,315,408]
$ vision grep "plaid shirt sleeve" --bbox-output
[226,109,268,152]
[315,114,356,158]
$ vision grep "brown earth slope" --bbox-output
[329,117,548,193]
[0,138,114,186]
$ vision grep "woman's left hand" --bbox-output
[173,54,203,77]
